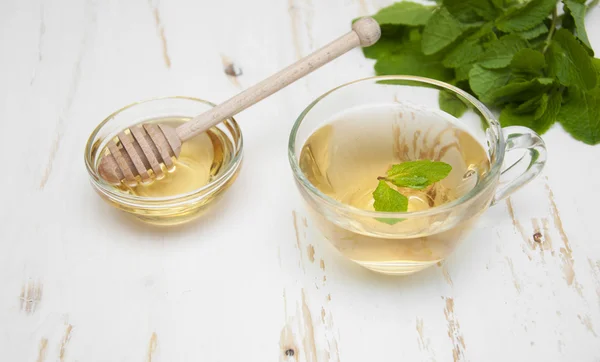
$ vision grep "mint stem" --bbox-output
[588,0,599,12]
[542,7,558,54]
[377,176,388,181]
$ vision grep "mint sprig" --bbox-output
[379,160,453,189]
[372,160,452,224]
[359,0,600,145]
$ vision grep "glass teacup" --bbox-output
[288,76,546,275]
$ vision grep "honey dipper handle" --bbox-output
[175,17,381,141]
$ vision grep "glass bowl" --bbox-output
[85,97,243,226]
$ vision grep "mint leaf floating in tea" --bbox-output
[373,180,408,225]
[373,160,452,224]
[379,160,453,189]
[373,180,409,212]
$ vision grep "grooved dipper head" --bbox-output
[97,123,181,186]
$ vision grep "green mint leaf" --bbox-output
[489,78,553,105]
[385,160,453,189]
[537,88,562,133]
[511,48,546,74]
[362,25,405,59]
[558,87,600,144]
[357,0,598,147]
[514,93,548,114]
[546,29,597,90]
[456,63,475,81]
[500,106,534,128]
[537,78,554,85]
[500,89,562,134]
[495,0,556,32]
[444,0,498,22]
[373,180,409,213]
[360,22,425,60]
[439,89,469,117]
[533,92,550,119]
[491,0,507,8]
[563,0,594,55]
[469,65,512,103]
[375,51,454,82]
[492,0,521,9]
[391,175,430,188]
[371,29,454,81]
[478,34,529,69]
[471,21,498,42]
[514,23,548,40]
[372,2,435,26]
[422,7,471,55]
[372,160,453,223]
[561,9,576,32]
[443,22,497,68]
[443,38,486,68]
[594,58,600,79]
[376,217,405,225]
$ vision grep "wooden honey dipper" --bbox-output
[98,17,381,185]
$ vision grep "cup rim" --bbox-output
[288,75,505,218]
[84,96,244,205]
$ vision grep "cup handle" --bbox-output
[491,126,547,205]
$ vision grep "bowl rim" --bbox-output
[84,96,244,206]
[287,75,505,219]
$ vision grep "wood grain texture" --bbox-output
[0,0,599,361]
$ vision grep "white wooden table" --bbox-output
[1,0,600,361]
